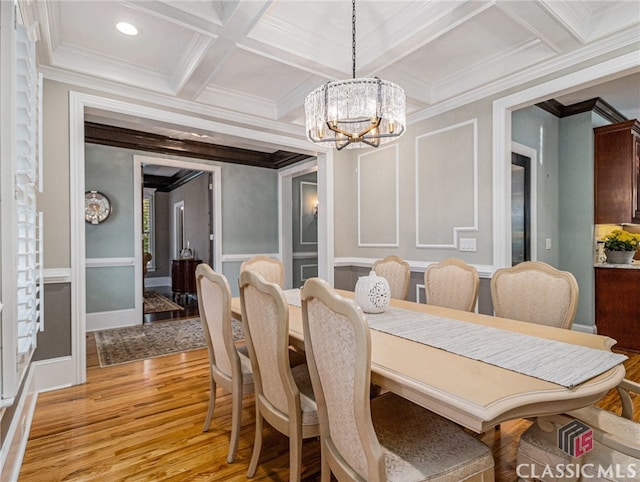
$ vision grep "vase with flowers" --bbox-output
[602,229,640,264]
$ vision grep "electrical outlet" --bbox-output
[459,238,476,252]
[546,238,552,250]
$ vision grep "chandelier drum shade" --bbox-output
[304,0,406,150]
[304,77,405,150]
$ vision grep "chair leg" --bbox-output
[289,431,303,482]
[247,409,263,478]
[320,444,331,482]
[226,385,242,463]
[203,376,216,432]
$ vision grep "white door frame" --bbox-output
[134,155,222,323]
[511,141,538,262]
[492,52,640,270]
[279,159,318,288]
[69,91,321,386]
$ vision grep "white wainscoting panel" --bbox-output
[415,119,478,248]
[358,144,399,247]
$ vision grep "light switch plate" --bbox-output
[546,238,552,250]
[459,238,476,252]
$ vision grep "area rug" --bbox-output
[143,290,184,314]
[94,318,245,367]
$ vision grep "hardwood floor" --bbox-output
[20,336,640,481]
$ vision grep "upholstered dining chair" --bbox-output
[239,270,319,482]
[424,258,479,312]
[490,261,579,329]
[300,278,495,482]
[240,255,284,287]
[372,255,410,300]
[194,263,254,464]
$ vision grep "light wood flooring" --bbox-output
[19,335,640,481]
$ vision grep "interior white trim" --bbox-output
[69,91,328,387]
[278,159,318,288]
[144,276,172,288]
[357,144,400,248]
[43,268,71,284]
[0,364,36,482]
[299,181,318,246]
[134,155,222,324]
[334,257,494,278]
[86,309,139,332]
[492,51,640,270]
[221,253,280,263]
[293,252,318,259]
[415,119,478,249]
[511,141,538,261]
[85,257,135,268]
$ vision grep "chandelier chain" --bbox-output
[352,0,356,79]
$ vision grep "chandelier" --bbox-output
[304,0,406,151]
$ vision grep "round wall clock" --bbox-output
[85,190,112,224]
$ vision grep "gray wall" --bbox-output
[168,174,210,264]
[511,106,561,267]
[85,143,135,313]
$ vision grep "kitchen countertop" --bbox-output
[594,260,640,269]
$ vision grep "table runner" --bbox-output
[365,306,627,388]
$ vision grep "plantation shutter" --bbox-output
[1,4,43,402]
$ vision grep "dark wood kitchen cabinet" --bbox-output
[594,119,640,224]
[595,267,640,351]
[171,258,202,295]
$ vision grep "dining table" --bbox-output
[230,289,626,433]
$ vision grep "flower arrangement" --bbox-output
[602,229,640,251]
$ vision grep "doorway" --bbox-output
[134,155,222,324]
[511,152,531,265]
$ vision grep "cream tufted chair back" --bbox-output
[424,258,479,312]
[239,270,319,482]
[491,261,579,329]
[372,255,410,300]
[240,255,284,287]
[195,263,253,463]
[301,277,495,482]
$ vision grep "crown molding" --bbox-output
[536,97,627,123]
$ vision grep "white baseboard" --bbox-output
[572,323,597,334]
[86,309,140,331]
[33,356,75,393]
[0,365,38,482]
[144,276,171,288]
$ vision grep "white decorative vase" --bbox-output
[355,270,390,313]
[605,249,635,264]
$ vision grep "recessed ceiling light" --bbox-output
[116,22,138,36]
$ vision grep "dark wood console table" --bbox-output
[171,259,202,295]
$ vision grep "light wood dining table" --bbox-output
[230,289,625,433]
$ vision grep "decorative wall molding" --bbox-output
[300,264,318,283]
[43,268,71,284]
[293,252,318,259]
[85,257,135,268]
[357,144,400,248]
[415,119,478,249]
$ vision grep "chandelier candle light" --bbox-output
[304,0,406,150]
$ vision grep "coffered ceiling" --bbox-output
[19,1,640,152]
